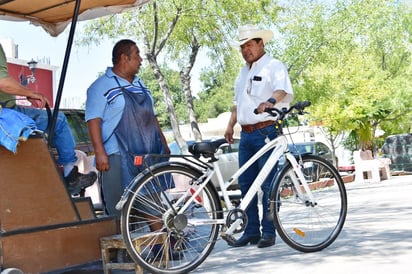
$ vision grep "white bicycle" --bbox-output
[116,101,347,274]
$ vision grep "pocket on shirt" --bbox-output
[250,78,268,97]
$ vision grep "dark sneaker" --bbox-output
[228,234,261,247]
[116,249,133,263]
[150,244,183,262]
[257,235,276,248]
[64,166,97,194]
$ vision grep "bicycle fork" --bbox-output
[281,153,317,206]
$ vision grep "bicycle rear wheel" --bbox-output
[120,162,222,274]
[271,154,347,252]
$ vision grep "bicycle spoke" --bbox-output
[272,155,347,252]
[120,163,222,274]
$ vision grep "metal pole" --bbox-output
[47,0,81,146]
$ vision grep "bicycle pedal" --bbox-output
[220,233,236,245]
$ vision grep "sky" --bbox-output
[0,20,129,107]
[0,19,206,108]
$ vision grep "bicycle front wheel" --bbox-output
[271,154,347,252]
[120,162,222,274]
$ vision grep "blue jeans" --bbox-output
[239,125,278,238]
[14,106,77,165]
[101,154,122,218]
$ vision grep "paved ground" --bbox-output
[55,174,412,274]
[193,174,412,274]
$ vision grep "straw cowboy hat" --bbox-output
[233,24,274,46]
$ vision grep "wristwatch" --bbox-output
[267,98,276,105]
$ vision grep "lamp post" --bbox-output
[20,59,38,86]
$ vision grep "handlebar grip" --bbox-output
[302,101,311,107]
[295,101,311,110]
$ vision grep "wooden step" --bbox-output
[73,197,97,220]
[0,134,118,273]
[1,218,117,273]
[0,135,79,232]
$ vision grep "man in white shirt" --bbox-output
[224,24,294,248]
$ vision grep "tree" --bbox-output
[196,49,243,121]
[137,65,184,131]
[274,0,412,154]
[78,0,281,151]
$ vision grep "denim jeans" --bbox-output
[14,106,77,165]
[238,124,278,238]
[0,107,36,153]
[101,154,122,218]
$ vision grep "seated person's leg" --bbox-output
[13,106,96,194]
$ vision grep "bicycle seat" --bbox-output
[188,138,228,158]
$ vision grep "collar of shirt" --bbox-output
[105,67,142,86]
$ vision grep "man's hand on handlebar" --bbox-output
[255,101,275,114]
[254,101,311,118]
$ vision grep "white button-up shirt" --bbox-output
[234,53,294,125]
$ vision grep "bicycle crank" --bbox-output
[226,208,247,234]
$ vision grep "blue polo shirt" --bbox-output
[85,67,152,155]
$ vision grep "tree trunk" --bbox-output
[180,38,202,141]
[146,53,186,150]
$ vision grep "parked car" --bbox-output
[169,140,335,190]
[287,141,334,164]
[61,109,241,189]
[168,138,240,190]
[61,109,94,155]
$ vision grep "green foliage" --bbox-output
[77,0,282,131]
[76,0,412,152]
[275,0,412,151]
[195,48,242,121]
[137,65,184,129]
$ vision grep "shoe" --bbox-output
[116,249,133,263]
[151,244,183,261]
[257,235,276,248]
[64,166,97,194]
[228,234,261,247]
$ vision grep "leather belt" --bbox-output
[241,120,275,133]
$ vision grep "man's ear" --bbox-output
[120,52,129,62]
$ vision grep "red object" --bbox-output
[7,62,54,107]
[339,165,355,172]
[134,156,143,166]
[190,188,202,203]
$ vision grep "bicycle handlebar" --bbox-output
[254,100,311,119]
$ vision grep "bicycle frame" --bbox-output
[171,132,318,236]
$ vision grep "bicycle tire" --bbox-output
[270,154,347,252]
[120,162,223,274]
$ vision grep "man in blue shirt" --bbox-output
[86,39,169,217]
